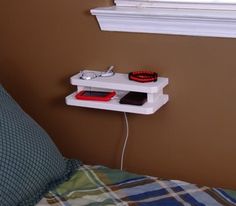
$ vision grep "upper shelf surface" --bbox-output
[71,70,168,93]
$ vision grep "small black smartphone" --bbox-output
[119,92,147,106]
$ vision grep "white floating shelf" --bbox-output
[66,70,169,115]
[66,92,168,115]
[70,71,168,93]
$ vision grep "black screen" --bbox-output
[119,92,147,106]
[82,91,110,97]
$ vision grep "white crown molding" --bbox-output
[115,0,236,10]
[91,3,236,38]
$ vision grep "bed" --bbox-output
[1,84,236,206]
[36,164,236,206]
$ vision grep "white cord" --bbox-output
[120,112,129,171]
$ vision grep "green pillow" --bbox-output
[0,85,81,206]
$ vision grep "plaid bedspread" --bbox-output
[36,165,236,206]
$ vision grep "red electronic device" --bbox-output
[75,90,116,101]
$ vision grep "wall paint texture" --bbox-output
[1,0,236,189]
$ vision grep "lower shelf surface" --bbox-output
[66,92,168,115]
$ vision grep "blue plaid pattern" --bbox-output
[37,165,236,206]
[0,85,81,206]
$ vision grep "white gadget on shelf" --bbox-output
[79,65,115,80]
[79,71,98,80]
[100,65,115,77]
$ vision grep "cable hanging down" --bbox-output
[120,112,129,171]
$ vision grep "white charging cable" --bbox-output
[120,112,129,171]
[101,65,115,77]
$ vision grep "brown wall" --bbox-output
[1,0,236,189]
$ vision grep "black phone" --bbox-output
[119,92,147,106]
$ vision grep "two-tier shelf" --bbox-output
[65,70,169,115]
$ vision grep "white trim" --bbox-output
[115,0,236,10]
[91,1,236,38]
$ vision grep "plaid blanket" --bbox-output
[36,165,236,206]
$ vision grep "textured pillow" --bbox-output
[0,85,81,206]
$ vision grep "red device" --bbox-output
[75,90,116,101]
[129,71,158,83]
